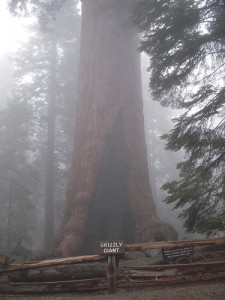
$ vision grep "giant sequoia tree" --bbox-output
[8,0,177,256]
[55,0,176,256]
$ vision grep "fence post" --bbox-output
[107,255,117,294]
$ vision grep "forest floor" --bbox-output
[1,279,225,300]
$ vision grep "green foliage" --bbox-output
[134,0,225,235]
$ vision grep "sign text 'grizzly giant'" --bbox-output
[98,241,125,255]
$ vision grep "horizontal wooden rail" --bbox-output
[0,255,106,274]
[124,237,225,252]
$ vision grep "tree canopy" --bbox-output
[134,0,225,235]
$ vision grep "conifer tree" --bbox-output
[134,0,225,235]
[0,96,37,252]
[2,0,80,251]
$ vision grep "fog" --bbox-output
[0,0,196,256]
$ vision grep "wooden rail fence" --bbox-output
[0,236,225,295]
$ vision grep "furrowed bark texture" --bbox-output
[56,0,174,256]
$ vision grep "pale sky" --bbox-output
[0,0,35,107]
[0,0,81,57]
[0,0,33,58]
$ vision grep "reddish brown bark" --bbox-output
[56,0,176,257]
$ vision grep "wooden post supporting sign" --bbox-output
[98,241,124,294]
[107,255,116,294]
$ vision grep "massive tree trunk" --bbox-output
[56,0,175,257]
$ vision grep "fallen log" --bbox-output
[0,277,108,294]
[122,269,178,278]
[0,255,106,274]
[120,270,225,287]
[8,269,106,283]
[125,237,225,252]
[122,261,225,274]
[193,251,225,262]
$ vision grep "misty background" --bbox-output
[0,0,192,254]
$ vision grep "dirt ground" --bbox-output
[0,279,225,300]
